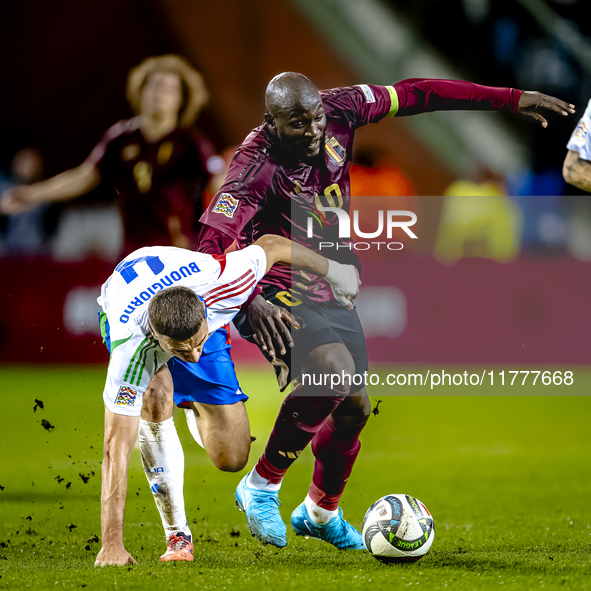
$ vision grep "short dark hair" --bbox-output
[148,286,205,340]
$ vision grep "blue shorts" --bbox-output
[99,311,247,408]
[169,327,248,407]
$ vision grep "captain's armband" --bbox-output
[385,86,399,117]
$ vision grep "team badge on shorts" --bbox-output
[212,193,239,218]
[325,137,345,166]
[358,84,375,103]
[115,386,138,407]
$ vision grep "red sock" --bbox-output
[308,416,364,510]
[254,453,287,484]
[254,385,343,484]
[308,482,343,512]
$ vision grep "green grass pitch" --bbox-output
[1,365,590,590]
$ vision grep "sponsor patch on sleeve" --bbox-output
[212,193,239,218]
[358,84,376,104]
[115,386,138,407]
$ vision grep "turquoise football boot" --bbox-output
[291,502,365,550]
[235,473,287,548]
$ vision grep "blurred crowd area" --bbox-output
[0,136,232,262]
[2,128,589,265]
[1,0,591,263]
[393,0,591,260]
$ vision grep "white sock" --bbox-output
[304,494,339,525]
[184,408,204,448]
[246,466,281,493]
[139,417,192,540]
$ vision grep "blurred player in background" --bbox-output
[0,146,53,255]
[197,72,574,550]
[94,235,359,565]
[564,99,591,193]
[0,54,215,257]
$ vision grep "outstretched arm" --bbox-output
[243,235,359,358]
[563,150,591,193]
[516,91,575,127]
[254,234,329,276]
[253,234,360,307]
[95,407,139,567]
[394,79,574,126]
[0,162,101,214]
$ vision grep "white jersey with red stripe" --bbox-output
[97,244,267,416]
[567,98,591,162]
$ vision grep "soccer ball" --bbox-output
[362,494,435,564]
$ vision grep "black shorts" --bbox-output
[233,286,369,390]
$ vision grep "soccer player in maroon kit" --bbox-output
[0,54,213,255]
[196,72,574,550]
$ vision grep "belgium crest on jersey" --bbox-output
[325,136,345,166]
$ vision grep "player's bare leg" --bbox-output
[139,365,194,562]
[186,400,251,472]
[187,400,282,544]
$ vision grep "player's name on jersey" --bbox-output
[119,261,201,323]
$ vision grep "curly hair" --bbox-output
[126,55,209,128]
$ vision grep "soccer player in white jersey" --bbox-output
[94,234,359,566]
[564,99,591,193]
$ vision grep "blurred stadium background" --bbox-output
[2,5,591,586]
[1,0,590,367]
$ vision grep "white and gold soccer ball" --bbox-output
[362,494,435,563]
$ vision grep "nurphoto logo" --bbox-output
[306,207,418,251]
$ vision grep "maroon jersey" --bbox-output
[86,117,213,254]
[199,80,522,302]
